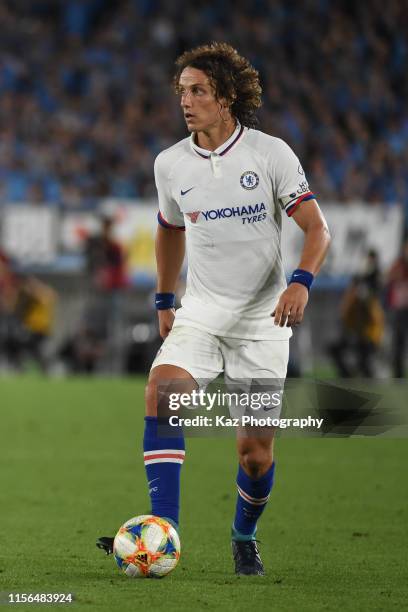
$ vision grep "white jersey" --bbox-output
[155,122,315,340]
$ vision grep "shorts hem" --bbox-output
[173,320,292,341]
[150,358,204,386]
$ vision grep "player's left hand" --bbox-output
[271,283,309,327]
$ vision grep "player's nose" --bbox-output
[180,91,192,108]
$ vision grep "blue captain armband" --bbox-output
[289,269,314,292]
[155,292,175,310]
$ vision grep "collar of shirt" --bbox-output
[190,121,245,159]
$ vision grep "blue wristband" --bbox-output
[289,269,314,291]
[155,292,175,310]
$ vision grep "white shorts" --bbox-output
[152,326,289,382]
[151,325,289,392]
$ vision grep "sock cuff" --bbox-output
[143,415,185,451]
[231,523,257,542]
[237,461,275,489]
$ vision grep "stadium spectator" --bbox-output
[81,215,128,371]
[0,1,407,216]
[386,239,408,377]
[361,249,382,296]
[0,250,18,368]
[84,216,127,291]
[0,269,57,372]
[0,249,15,311]
[328,249,385,377]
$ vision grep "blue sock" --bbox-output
[143,416,185,527]
[232,462,275,540]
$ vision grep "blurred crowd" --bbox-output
[2,231,408,377]
[0,249,56,371]
[0,0,407,211]
[328,241,408,378]
[0,218,160,374]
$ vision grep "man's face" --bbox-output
[178,67,226,132]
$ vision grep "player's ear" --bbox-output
[217,95,229,110]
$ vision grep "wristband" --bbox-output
[289,269,314,292]
[155,292,175,310]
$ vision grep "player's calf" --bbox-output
[233,435,275,548]
[237,435,274,479]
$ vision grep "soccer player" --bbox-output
[97,42,330,575]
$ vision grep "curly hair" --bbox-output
[173,42,262,128]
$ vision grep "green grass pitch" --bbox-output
[0,377,407,611]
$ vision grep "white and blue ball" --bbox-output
[113,515,180,578]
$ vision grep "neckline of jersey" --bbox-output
[190,122,245,159]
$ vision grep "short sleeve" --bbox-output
[274,140,315,217]
[154,153,185,230]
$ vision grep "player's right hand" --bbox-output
[158,308,176,339]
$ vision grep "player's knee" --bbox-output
[145,367,197,417]
[145,370,174,416]
[145,380,158,416]
[239,447,273,479]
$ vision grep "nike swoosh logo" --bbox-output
[181,187,195,196]
[148,478,159,486]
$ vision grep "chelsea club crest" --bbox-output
[240,170,259,190]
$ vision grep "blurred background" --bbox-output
[0,0,407,378]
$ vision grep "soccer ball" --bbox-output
[113,515,181,578]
